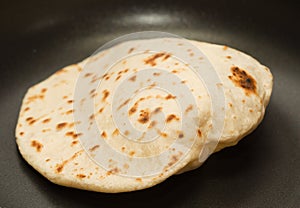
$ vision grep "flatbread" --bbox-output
[15,38,273,192]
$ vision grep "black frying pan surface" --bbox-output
[0,0,299,207]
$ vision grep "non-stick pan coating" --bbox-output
[1,0,299,207]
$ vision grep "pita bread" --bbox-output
[15,38,273,192]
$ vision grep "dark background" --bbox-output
[0,0,299,207]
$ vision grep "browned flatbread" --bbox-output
[16,39,273,192]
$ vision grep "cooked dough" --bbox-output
[16,38,273,193]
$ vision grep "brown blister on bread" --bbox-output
[76,174,86,179]
[129,75,136,82]
[42,118,51,123]
[102,90,110,101]
[65,131,82,139]
[89,145,100,152]
[112,129,119,136]
[144,52,170,66]
[135,178,142,182]
[228,66,257,96]
[165,94,176,100]
[128,48,135,53]
[166,114,179,123]
[153,72,161,76]
[164,151,183,171]
[128,104,138,116]
[101,131,107,139]
[117,99,130,110]
[138,109,150,124]
[115,75,121,81]
[98,107,104,113]
[26,117,36,125]
[25,94,44,104]
[148,120,157,129]
[197,129,202,137]
[185,105,193,114]
[56,122,68,130]
[31,140,43,152]
[55,68,68,75]
[153,107,162,114]
[178,132,184,138]
[84,73,92,77]
[41,88,47,93]
[124,130,129,136]
[55,150,83,173]
[65,110,74,115]
[106,167,120,176]
[163,53,171,60]
[71,141,78,146]
[159,131,168,138]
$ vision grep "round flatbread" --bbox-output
[16,38,273,192]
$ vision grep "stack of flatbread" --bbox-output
[16,38,273,193]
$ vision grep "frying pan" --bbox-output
[1,0,299,207]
